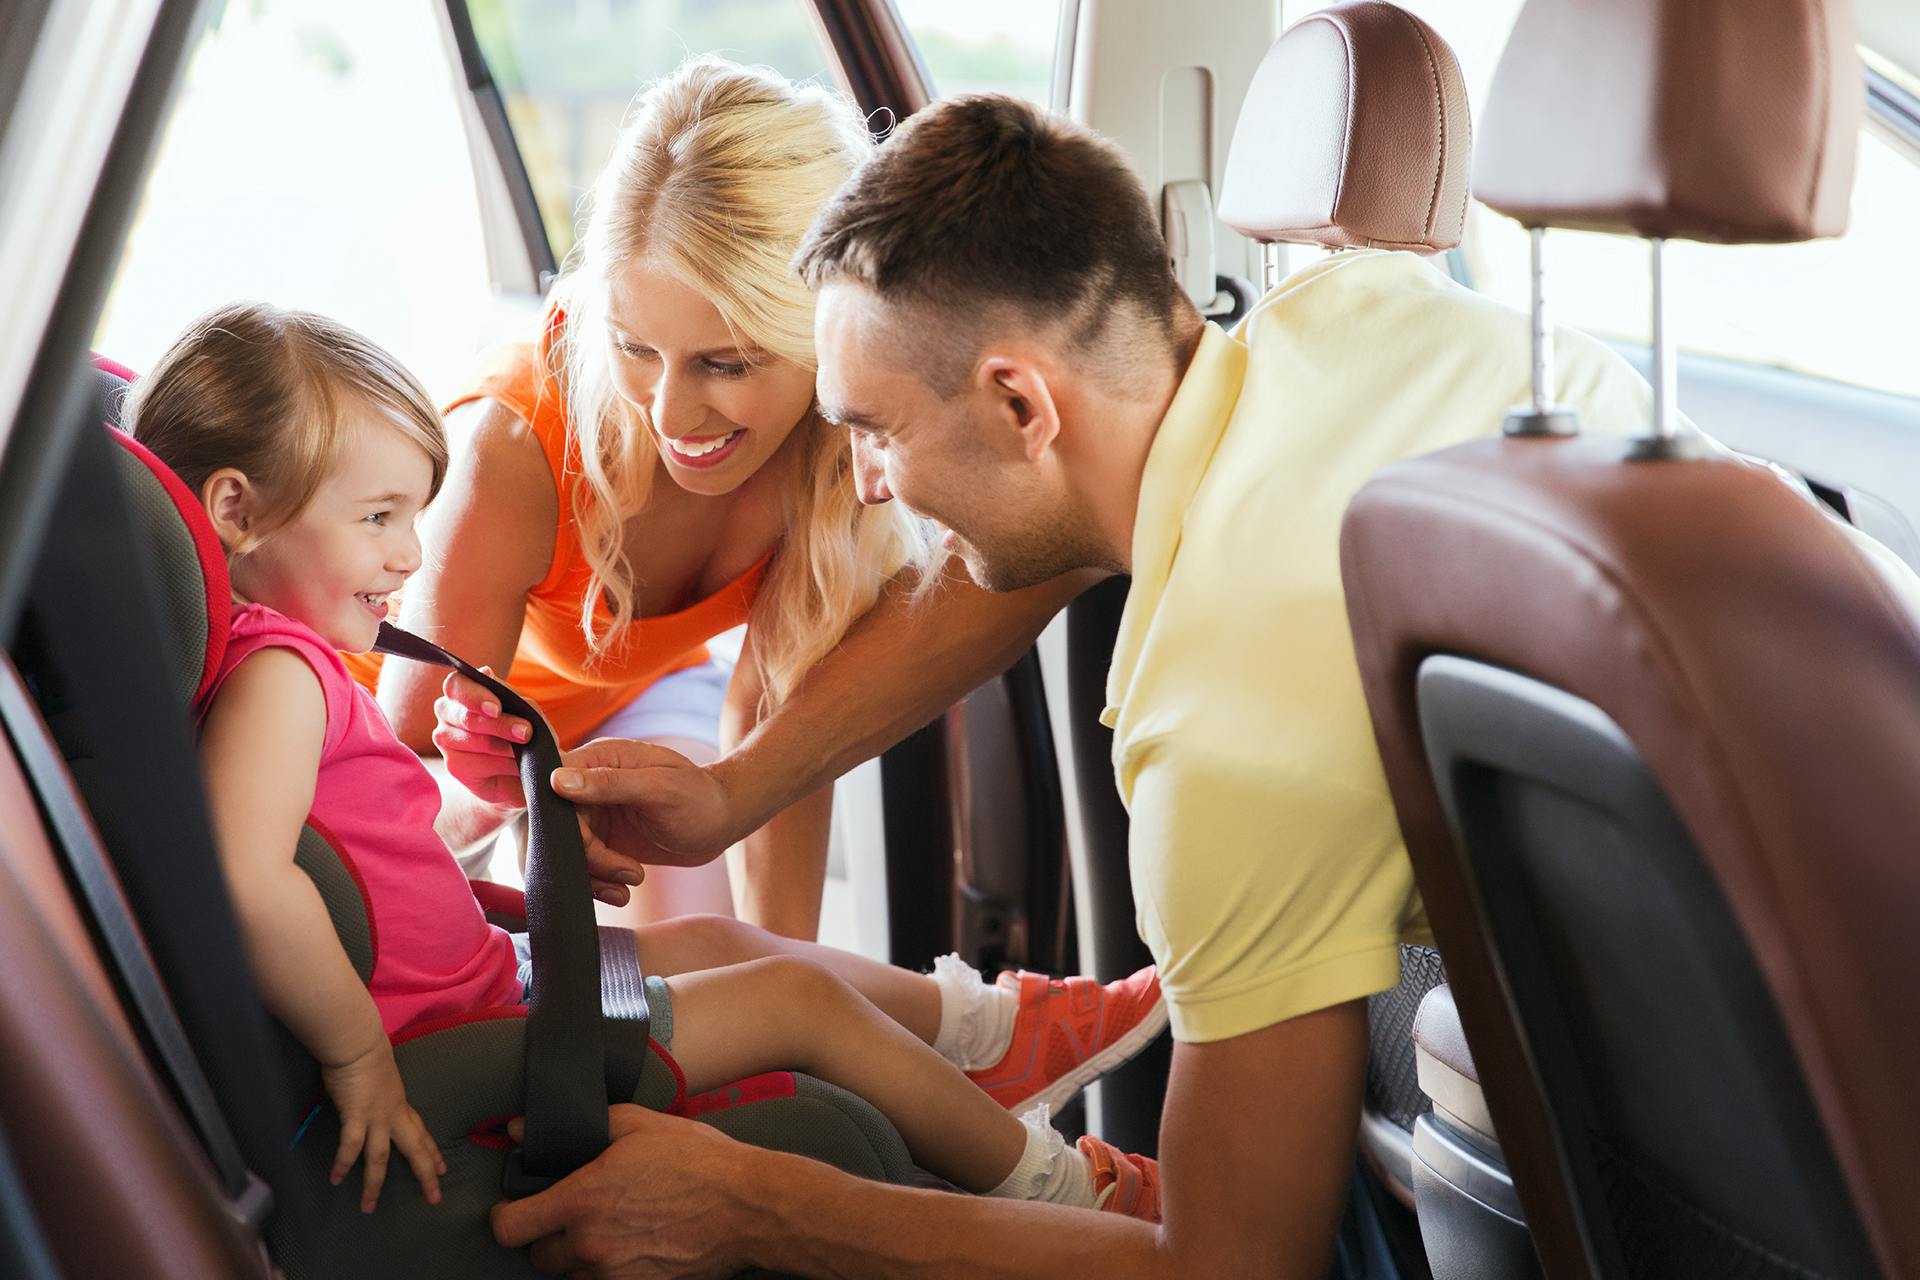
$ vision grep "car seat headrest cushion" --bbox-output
[107,430,230,707]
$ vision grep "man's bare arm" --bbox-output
[554,565,1101,859]
[493,1000,1370,1278]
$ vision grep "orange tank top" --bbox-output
[347,311,769,748]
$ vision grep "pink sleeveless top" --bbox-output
[200,604,524,1037]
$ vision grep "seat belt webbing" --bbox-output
[371,623,648,1192]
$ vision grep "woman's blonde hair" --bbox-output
[130,301,447,537]
[550,57,935,704]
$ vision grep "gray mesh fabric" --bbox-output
[284,1015,914,1277]
[294,826,373,984]
[112,446,208,708]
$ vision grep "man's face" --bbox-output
[813,282,1097,592]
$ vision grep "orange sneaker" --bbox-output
[1078,1134,1161,1222]
[966,965,1167,1112]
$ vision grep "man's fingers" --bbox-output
[491,1182,578,1251]
[605,1103,650,1140]
[550,766,635,804]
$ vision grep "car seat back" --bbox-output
[1341,1,1908,1275]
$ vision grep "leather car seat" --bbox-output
[1339,0,1915,1275]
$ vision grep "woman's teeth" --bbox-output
[356,593,389,611]
[669,430,741,459]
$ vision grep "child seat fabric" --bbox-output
[98,367,914,1278]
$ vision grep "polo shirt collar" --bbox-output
[1102,322,1247,726]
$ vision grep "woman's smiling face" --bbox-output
[604,263,818,496]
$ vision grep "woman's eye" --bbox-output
[364,511,390,527]
[704,359,750,379]
[613,339,655,360]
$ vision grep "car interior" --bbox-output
[0,0,1916,1276]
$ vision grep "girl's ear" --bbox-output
[201,468,259,554]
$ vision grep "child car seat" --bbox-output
[94,360,913,1278]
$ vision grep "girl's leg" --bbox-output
[665,956,1030,1193]
[632,913,941,1044]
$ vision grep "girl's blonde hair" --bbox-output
[550,57,935,704]
[129,301,447,536]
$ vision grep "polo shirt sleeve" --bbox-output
[1122,715,1416,1045]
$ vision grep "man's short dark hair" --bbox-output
[795,95,1188,388]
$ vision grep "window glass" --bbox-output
[893,0,1061,106]
[468,0,837,264]
[1290,0,1920,400]
[96,0,501,398]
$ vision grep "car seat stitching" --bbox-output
[1387,5,1448,242]
[1805,0,1829,228]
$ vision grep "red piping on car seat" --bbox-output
[390,1002,528,1048]
[467,879,527,920]
[106,429,231,704]
[670,1070,795,1120]
[303,814,379,980]
[91,353,140,384]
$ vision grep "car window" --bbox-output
[467,0,837,265]
[95,1,501,398]
[1289,0,1920,401]
[893,0,1062,107]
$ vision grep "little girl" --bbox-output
[133,301,1167,1224]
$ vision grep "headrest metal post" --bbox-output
[1502,226,1577,438]
[1261,242,1285,294]
[1651,237,1676,440]
[1626,236,1705,460]
[1529,226,1554,415]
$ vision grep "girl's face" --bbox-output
[223,414,434,653]
[605,263,818,497]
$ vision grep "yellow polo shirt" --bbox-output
[1105,249,1663,1044]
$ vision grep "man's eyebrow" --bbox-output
[820,403,884,431]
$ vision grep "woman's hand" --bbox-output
[321,1036,446,1214]
[431,668,533,809]
[552,738,743,870]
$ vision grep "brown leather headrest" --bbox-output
[1219,2,1470,253]
[1475,0,1862,244]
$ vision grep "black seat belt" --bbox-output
[370,623,648,1194]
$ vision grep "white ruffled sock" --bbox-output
[985,1104,1095,1206]
[929,953,1020,1070]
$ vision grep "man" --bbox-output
[492,94,1677,1276]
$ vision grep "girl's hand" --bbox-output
[321,1037,447,1213]
[432,667,534,809]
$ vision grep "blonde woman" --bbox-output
[359,59,953,937]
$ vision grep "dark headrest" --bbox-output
[1219,1,1471,252]
[1475,0,1861,243]
[106,422,230,710]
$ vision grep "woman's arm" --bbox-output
[554,564,1104,863]
[379,398,556,848]
[719,625,833,937]
[199,650,443,1209]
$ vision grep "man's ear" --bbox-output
[201,468,260,555]
[976,355,1061,462]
